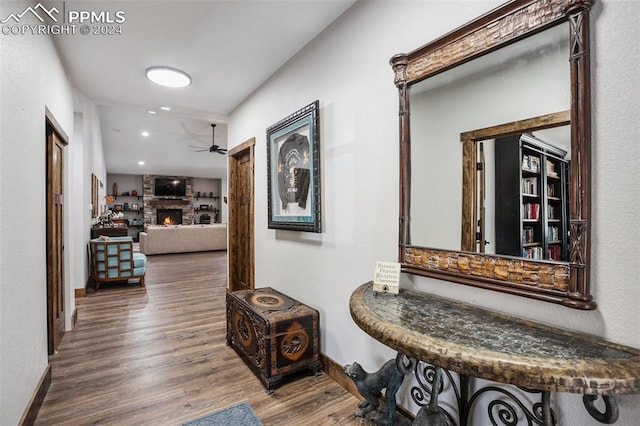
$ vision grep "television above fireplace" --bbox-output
[155,177,186,198]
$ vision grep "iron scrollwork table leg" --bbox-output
[583,395,619,424]
[411,361,553,425]
[410,361,621,425]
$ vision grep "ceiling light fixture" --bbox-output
[145,66,191,88]
[148,110,157,114]
[141,131,150,137]
[138,161,145,166]
[160,106,171,111]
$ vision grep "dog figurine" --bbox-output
[344,359,406,425]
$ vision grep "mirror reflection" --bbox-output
[408,24,570,256]
[466,121,570,261]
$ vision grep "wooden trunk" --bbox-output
[226,287,321,391]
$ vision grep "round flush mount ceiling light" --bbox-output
[145,66,192,88]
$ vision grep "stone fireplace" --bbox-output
[142,175,196,226]
[157,209,183,225]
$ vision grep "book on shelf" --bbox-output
[546,183,555,197]
[522,226,535,244]
[530,156,540,172]
[522,246,543,259]
[522,154,540,172]
[546,159,558,178]
[522,177,538,195]
[523,203,540,220]
[548,226,559,241]
[547,245,562,261]
[547,204,556,219]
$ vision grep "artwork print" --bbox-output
[267,100,321,232]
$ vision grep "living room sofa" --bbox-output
[139,224,227,255]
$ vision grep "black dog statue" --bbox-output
[344,358,407,425]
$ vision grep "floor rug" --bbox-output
[182,402,263,426]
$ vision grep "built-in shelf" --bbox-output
[149,199,190,207]
[111,193,143,200]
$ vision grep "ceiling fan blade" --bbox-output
[193,148,209,152]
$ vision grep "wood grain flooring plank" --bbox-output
[34,251,392,426]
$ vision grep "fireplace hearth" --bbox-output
[157,209,182,225]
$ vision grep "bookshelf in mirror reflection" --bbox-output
[495,133,569,261]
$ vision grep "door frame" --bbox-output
[45,108,69,355]
[228,137,255,292]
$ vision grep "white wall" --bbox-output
[0,17,72,426]
[107,173,143,197]
[74,94,107,291]
[228,1,640,424]
[0,1,106,422]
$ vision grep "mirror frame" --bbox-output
[390,0,595,309]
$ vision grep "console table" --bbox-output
[349,282,640,424]
[91,224,128,239]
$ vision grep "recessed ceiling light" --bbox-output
[138,161,145,166]
[148,110,157,114]
[141,131,150,137]
[145,66,191,88]
[160,106,171,111]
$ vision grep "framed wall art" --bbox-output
[266,100,321,232]
[91,173,99,218]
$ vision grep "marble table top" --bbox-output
[349,282,640,394]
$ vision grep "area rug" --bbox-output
[182,402,263,426]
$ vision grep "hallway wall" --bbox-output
[0,1,107,422]
[228,1,640,424]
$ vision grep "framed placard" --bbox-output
[373,261,400,294]
[266,100,321,232]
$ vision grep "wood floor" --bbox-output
[35,251,390,425]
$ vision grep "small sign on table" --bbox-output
[373,261,400,294]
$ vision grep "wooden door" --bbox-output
[228,137,255,293]
[46,116,67,354]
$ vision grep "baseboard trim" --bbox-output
[19,364,51,426]
[320,352,415,422]
[320,352,359,396]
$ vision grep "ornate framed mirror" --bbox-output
[391,0,595,309]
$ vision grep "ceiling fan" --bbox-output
[190,124,227,155]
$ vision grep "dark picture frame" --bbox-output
[267,100,321,232]
[91,173,99,218]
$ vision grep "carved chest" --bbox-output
[226,287,321,391]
